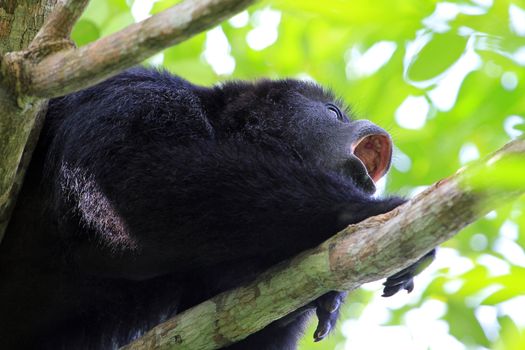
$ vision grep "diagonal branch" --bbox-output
[31,0,91,47]
[24,0,257,98]
[120,140,525,350]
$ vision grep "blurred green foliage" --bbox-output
[72,0,525,349]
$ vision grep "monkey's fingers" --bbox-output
[313,291,347,342]
[382,275,414,297]
[382,249,436,297]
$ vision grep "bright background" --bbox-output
[72,0,525,349]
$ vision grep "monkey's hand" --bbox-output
[382,249,436,297]
[313,291,347,342]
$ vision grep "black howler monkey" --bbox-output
[0,67,435,349]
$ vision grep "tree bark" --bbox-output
[0,0,58,53]
[0,0,57,242]
[120,140,525,350]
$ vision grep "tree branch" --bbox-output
[30,0,91,47]
[120,140,525,350]
[24,0,256,98]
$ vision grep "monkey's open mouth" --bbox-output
[351,134,392,183]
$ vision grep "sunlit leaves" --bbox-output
[151,0,183,14]
[163,33,216,85]
[465,155,525,191]
[446,300,490,347]
[406,32,468,82]
[71,19,100,46]
[495,316,525,350]
[73,0,132,46]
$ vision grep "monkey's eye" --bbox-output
[326,103,347,122]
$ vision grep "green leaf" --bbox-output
[464,155,525,191]
[151,0,183,14]
[71,19,100,47]
[406,32,468,82]
[445,301,490,347]
[495,316,525,350]
[99,12,135,37]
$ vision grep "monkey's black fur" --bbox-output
[0,68,433,349]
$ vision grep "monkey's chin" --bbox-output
[341,155,377,194]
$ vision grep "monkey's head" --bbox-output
[206,79,393,194]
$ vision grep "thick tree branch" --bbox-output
[121,140,525,350]
[24,0,256,98]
